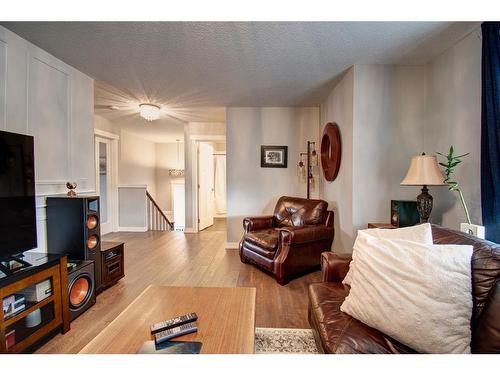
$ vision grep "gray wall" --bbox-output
[226,107,319,243]
[0,26,94,252]
[319,28,482,252]
[319,69,355,252]
[424,29,482,227]
[118,186,147,229]
[352,65,426,234]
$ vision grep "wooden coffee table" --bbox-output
[79,285,256,354]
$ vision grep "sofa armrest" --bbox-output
[243,215,274,233]
[279,225,334,245]
[321,252,352,282]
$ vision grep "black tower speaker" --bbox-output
[67,260,96,321]
[46,196,102,290]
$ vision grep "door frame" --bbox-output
[190,135,226,233]
[94,129,119,233]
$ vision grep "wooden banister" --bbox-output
[146,190,174,230]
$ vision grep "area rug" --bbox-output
[254,327,319,354]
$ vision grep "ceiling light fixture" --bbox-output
[139,103,161,121]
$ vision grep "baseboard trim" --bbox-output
[225,242,239,249]
[184,227,197,233]
[118,226,148,232]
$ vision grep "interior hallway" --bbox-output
[36,221,320,353]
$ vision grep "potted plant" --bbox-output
[437,146,485,238]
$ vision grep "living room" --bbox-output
[1,1,499,374]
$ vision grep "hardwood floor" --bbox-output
[36,220,321,353]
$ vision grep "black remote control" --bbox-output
[150,312,198,334]
[154,322,198,345]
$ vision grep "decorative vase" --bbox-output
[460,223,485,239]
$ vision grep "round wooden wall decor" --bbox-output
[321,122,341,182]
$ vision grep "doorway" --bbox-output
[94,131,119,234]
[196,140,227,231]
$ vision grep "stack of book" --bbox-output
[2,294,26,319]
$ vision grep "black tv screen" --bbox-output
[0,130,37,258]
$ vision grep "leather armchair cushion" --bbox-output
[308,282,416,354]
[243,228,279,251]
[243,240,277,260]
[274,196,328,227]
[243,215,274,232]
[280,225,334,245]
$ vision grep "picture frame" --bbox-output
[260,145,288,168]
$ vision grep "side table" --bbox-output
[99,242,125,292]
[367,223,398,229]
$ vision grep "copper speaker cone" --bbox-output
[86,215,98,230]
[87,235,99,250]
[69,277,90,307]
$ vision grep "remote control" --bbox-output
[154,322,198,345]
[150,313,198,334]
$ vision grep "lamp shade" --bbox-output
[401,154,445,186]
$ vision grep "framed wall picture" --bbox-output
[261,145,288,168]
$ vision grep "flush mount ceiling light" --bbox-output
[139,103,161,121]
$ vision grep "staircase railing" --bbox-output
[146,190,174,231]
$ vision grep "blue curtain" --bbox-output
[481,22,500,243]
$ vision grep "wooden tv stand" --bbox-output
[0,253,70,353]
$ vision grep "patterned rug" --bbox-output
[255,327,319,354]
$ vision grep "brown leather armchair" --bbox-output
[239,196,334,285]
[308,225,500,353]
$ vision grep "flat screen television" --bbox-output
[0,130,37,261]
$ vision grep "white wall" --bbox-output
[0,26,94,252]
[94,114,116,134]
[226,107,319,243]
[117,129,157,197]
[423,29,482,227]
[155,142,185,212]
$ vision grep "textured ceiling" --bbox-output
[0,21,479,141]
[1,22,479,108]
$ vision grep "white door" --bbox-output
[198,142,215,231]
[95,137,113,234]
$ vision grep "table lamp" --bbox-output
[401,153,445,223]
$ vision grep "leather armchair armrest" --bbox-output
[279,225,334,245]
[321,252,352,282]
[243,215,274,233]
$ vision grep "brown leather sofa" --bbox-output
[308,225,500,353]
[239,196,334,285]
